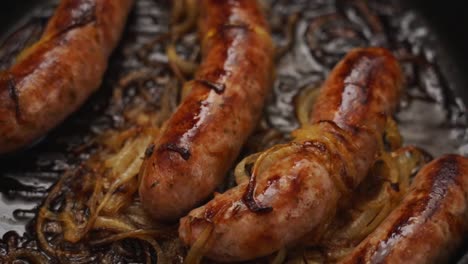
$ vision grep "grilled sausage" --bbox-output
[179,47,403,262]
[138,0,274,222]
[0,0,134,154]
[340,154,468,264]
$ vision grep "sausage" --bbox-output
[339,154,468,264]
[0,0,134,154]
[138,0,274,222]
[179,47,403,262]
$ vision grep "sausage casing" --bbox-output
[340,154,468,264]
[179,47,403,261]
[0,0,134,154]
[138,0,274,222]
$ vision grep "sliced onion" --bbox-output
[234,152,261,185]
[272,248,287,264]
[184,224,214,264]
[167,44,198,77]
[172,0,198,41]
[295,85,321,126]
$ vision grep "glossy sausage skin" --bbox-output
[139,0,274,222]
[340,154,468,264]
[0,0,134,154]
[179,48,403,262]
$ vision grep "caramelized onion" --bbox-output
[184,224,214,264]
[172,0,199,41]
[295,85,321,127]
[234,153,261,185]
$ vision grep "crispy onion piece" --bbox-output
[167,44,198,78]
[272,248,288,264]
[167,0,200,82]
[184,224,214,264]
[0,249,49,264]
[171,0,199,41]
[234,152,261,185]
[295,84,321,127]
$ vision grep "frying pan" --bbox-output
[412,0,468,104]
[1,0,468,263]
[410,4,468,263]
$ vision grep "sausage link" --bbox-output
[138,0,274,222]
[179,47,403,262]
[0,0,134,154]
[340,154,468,264]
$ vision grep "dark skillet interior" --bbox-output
[411,0,468,104]
[0,1,38,34]
[1,0,468,263]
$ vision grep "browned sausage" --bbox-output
[179,47,403,262]
[339,154,468,264]
[0,0,134,154]
[138,0,274,222]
